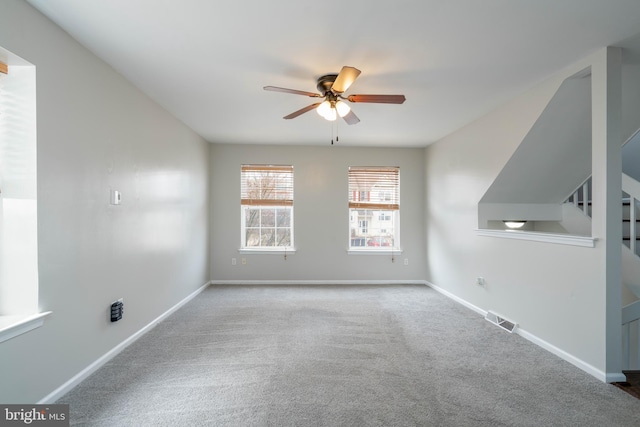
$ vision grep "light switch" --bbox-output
[110,190,121,205]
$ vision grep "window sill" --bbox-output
[347,248,403,255]
[0,311,52,343]
[475,229,596,248]
[238,248,296,255]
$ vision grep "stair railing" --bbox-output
[565,174,640,254]
[621,173,640,369]
[622,173,640,256]
[622,299,640,370]
[564,176,592,217]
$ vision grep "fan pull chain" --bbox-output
[330,116,341,145]
[331,120,336,145]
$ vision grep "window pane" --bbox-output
[349,207,399,249]
[261,209,275,226]
[261,228,275,246]
[245,228,260,247]
[277,208,291,227]
[245,208,260,227]
[277,229,291,246]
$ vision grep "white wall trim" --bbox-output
[38,282,211,404]
[424,281,488,317]
[516,328,623,383]
[238,248,296,255]
[476,229,597,247]
[346,249,404,256]
[424,281,623,383]
[210,279,427,286]
[0,311,52,344]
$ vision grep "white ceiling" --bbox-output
[26,0,640,147]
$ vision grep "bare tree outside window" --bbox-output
[241,165,293,249]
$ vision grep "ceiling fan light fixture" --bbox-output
[335,100,350,117]
[316,100,332,118]
[324,107,337,121]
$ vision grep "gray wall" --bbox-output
[0,0,210,403]
[210,144,426,282]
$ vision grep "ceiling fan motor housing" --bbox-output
[316,74,338,95]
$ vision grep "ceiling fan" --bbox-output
[264,66,406,125]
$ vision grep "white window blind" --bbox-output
[241,165,294,206]
[348,166,399,210]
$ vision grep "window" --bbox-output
[348,166,400,251]
[0,51,50,343]
[241,165,294,250]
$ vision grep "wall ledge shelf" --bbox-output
[0,312,52,343]
[238,248,296,255]
[475,229,596,247]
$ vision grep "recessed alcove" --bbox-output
[477,68,593,243]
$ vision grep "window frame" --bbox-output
[240,164,295,253]
[347,166,401,253]
[0,53,51,342]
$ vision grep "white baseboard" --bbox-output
[424,281,488,317]
[38,281,211,404]
[424,281,623,384]
[210,279,428,286]
[515,328,615,383]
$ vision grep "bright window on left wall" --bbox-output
[0,49,51,344]
[240,165,294,250]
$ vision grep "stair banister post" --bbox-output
[623,323,630,370]
[637,321,640,368]
[583,181,590,215]
[591,46,624,381]
[631,198,637,255]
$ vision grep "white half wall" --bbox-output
[0,0,210,403]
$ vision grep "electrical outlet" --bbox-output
[232,258,237,265]
[242,258,247,265]
[476,277,485,286]
[110,298,124,322]
[404,258,409,266]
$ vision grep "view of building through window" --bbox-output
[348,166,400,250]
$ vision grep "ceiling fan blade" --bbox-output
[331,66,361,93]
[283,102,322,119]
[342,110,360,125]
[347,94,406,104]
[264,86,321,97]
